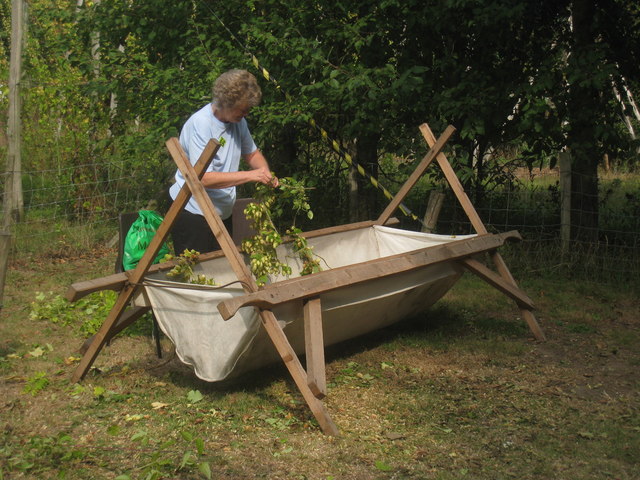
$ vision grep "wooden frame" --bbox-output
[69,124,544,436]
[415,124,545,342]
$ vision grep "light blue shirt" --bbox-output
[169,103,257,219]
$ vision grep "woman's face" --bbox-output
[214,103,251,123]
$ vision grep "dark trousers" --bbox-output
[171,207,234,255]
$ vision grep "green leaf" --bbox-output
[93,386,106,399]
[375,460,393,471]
[69,384,85,397]
[179,451,194,469]
[28,346,45,358]
[198,461,212,479]
[187,390,204,403]
[195,437,205,455]
[131,430,148,444]
[23,371,49,396]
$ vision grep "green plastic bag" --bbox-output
[122,210,170,271]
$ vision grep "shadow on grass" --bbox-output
[144,302,532,403]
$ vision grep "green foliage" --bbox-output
[0,431,86,476]
[241,177,321,286]
[92,386,131,404]
[115,429,211,480]
[5,0,640,248]
[186,389,204,404]
[165,250,216,285]
[28,289,153,337]
[286,226,322,276]
[599,176,640,243]
[23,371,49,396]
[375,460,393,472]
[29,290,116,336]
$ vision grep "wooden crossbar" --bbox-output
[66,219,400,305]
[217,231,525,319]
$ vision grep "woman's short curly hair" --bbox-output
[212,69,262,110]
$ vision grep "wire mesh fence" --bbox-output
[2,159,639,286]
[433,169,640,284]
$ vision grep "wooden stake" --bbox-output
[1,0,26,309]
[421,191,445,233]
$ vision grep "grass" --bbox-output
[1,244,639,479]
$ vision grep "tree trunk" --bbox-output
[566,0,601,244]
[354,131,380,221]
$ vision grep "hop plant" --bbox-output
[241,177,321,286]
[165,250,215,285]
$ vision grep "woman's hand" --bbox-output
[253,166,278,187]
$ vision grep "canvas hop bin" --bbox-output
[67,124,545,436]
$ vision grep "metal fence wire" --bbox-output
[1,162,639,285]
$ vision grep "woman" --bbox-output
[168,69,278,254]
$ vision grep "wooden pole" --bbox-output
[1,0,26,310]
[0,231,11,310]
[5,0,25,222]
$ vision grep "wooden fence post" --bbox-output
[421,191,445,233]
[0,231,11,310]
[1,0,27,310]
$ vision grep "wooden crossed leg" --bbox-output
[378,124,544,341]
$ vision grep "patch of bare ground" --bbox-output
[514,166,560,180]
